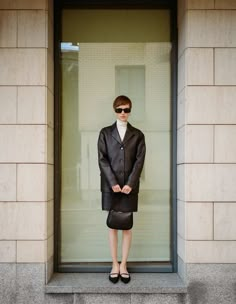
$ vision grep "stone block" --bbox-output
[21,0,48,9]
[177,200,185,239]
[47,126,54,164]
[131,294,185,304]
[184,125,214,163]
[47,200,54,237]
[177,126,185,164]
[215,48,236,85]
[17,48,47,85]
[214,203,236,240]
[215,0,236,9]
[17,86,47,124]
[177,164,185,201]
[188,10,236,47]
[75,294,130,304]
[215,125,236,163]
[18,10,47,47]
[187,125,213,163]
[185,164,236,202]
[186,240,236,263]
[0,49,46,85]
[177,234,186,262]
[0,264,17,304]
[47,50,54,93]
[16,263,45,304]
[0,164,16,201]
[46,273,187,294]
[186,264,236,304]
[0,0,47,9]
[17,240,46,263]
[0,1,15,9]
[17,164,47,201]
[186,48,213,85]
[0,10,17,47]
[0,241,16,262]
[186,86,236,124]
[187,0,214,9]
[0,125,46,162]
[46,256,54,284]
[178,256,187,282]
[47,165,54,201]
[186,202,213,240]
[47,9,54,53]
[0,202,46,240]
[47,235,54,261]
[45,294,74,304]
[47,88,54,127]
[177,87,186,129]
[0,49,16,84]
[178,52,186,93]
[0,87,17,124]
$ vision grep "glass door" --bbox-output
[60,8,172,268]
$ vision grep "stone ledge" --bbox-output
[45,273,187,294]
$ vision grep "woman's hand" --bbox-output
[121,185,132,195]
[112,184,122,192]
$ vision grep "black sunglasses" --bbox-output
[115,108,131,113]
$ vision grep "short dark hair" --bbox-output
[113,95,132,110]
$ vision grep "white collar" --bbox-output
[116,119,127,127]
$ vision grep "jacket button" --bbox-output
[120,147,124,150]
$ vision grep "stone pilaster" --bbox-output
[0,1,54,303]
[177,0,236,281]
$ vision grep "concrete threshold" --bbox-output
[45,273,187,294]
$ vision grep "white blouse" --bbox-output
[116,119,127,141]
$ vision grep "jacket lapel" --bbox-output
[111,122,122,144]
[111,122,135,144]
[123,123,135,144]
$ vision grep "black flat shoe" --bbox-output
[120,273,131,284]
[109,273,119,284]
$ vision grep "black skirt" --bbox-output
[102,192,138,212]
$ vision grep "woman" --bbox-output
[97,95,146,284]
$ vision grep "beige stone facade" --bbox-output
[178,0,236,265]
[0,0,54,267]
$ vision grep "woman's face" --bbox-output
[114,103,131,122]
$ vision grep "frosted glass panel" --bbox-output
[61,9,171,263]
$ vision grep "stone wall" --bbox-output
[0,1,54,303]
[177,0,236,266]
[177,0,236,302]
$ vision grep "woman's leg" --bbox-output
[120,229,132,274]
[109,228,119,274]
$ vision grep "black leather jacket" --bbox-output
[98,122,146,194]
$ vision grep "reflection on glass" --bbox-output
[61,9,171,263]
